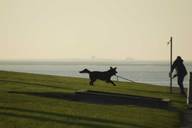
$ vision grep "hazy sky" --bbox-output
[1,0,192,61]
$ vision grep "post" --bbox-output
[170,37,173,93]
[187,72,192,105]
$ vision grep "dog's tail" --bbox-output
[79,69,90,74]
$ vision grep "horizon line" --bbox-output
[0,59,191,62]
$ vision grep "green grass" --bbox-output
[0,71,187,128]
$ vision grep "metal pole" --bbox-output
[187,72,192,105]
[170,37,173,93]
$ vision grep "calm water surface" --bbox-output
[0,61,191,87]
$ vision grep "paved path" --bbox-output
[181,108,192,128]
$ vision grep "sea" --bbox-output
[0,60,192,87]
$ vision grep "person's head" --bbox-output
[176,56,183,62]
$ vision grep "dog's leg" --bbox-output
[89,79,96,86]
[109,80,116,86]
[89,81,93,85]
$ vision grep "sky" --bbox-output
[0,0,192,61]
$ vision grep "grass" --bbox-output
[0,71,187,128]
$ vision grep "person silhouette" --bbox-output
[169,56,187,96]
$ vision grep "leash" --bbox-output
[115,75,136,83]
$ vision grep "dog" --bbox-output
[79,67,117,86]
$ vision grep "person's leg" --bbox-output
[177,76,186,96]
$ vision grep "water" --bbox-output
[0,61,191,86]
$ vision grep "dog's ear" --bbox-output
[114,67,117,70]
[110,67,113,69]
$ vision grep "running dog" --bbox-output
[79,67,117,86]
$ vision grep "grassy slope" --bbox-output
[0,71,187,128]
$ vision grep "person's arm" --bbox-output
[169,60,177,78]
[171,60,177,73]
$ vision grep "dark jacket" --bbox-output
[171,57,187,77]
